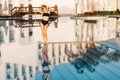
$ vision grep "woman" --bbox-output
[35,46,51,80]
[41,46,52,80]
[40,5,50,44]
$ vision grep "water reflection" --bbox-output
[64,43,120,74]
[38,45,52,80]
[75,18,120,42]
[1,17,120,80]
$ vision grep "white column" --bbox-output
[0,64,6,80]
[26,66,29,80]
[18,65,22,80]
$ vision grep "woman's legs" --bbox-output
[42,46,48,61]
[43,24,48,43]
[40,23,46,43]
[40,22,48,44]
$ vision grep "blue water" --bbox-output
[36,62,120,80]
[98,42,120,51]
[35,43,120,80]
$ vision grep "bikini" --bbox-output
[42,61,50,73]
[41,13,50,25]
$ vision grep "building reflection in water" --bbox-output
[64,42,120,74]
[1,17,120,80]
[36,17,120,78]
[37,41,120,76]
[75,18,120,43]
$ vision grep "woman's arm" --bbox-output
[39,8,43,14]
[47,6,51,14]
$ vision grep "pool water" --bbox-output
[36,43,120,80]
[2,17,120,80]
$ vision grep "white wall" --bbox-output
[1,43,38,66]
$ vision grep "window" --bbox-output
[0,51,1,58]
[6,63,11,69]
[22,65,25,76]
[20,29,25,38]
[59,44,61,56]
[38,55,41,60]
[22,65,27,80]
[23,75,27,80]
[9,30,15,42]
[52,44,55,58]
[38,43,42,49]
[6,63,11,79]
[54,58,56,65]
[36,67,38,72]
[63,56,65,61]
[7,72,11,79]
[0,31,4,43]
[14,64,18,79]
[76,32,78,37]
[29,28,33,37]
[52,51,55,58]
[0,51,1,64]
[29,66,33,78]
[49,61,51,65]
[59,57,61,64]
[38,51,41,60]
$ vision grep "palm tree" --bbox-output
[86,0,89,12]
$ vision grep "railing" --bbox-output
[11,7,41,16]
[11,6,58,16]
